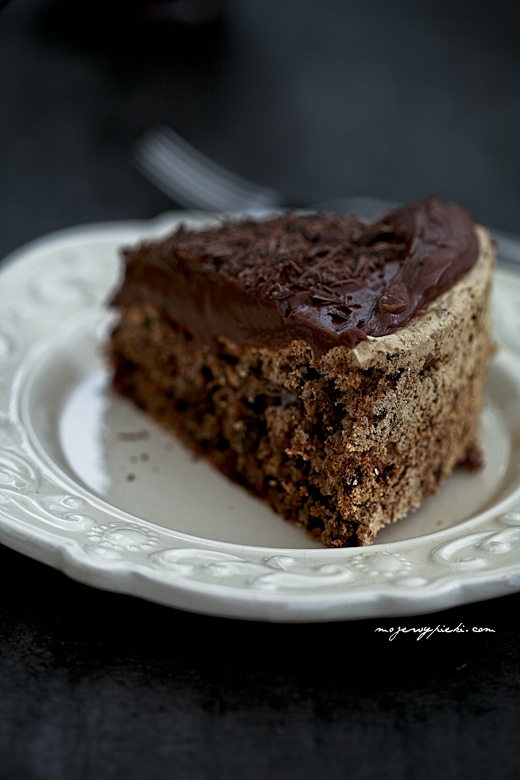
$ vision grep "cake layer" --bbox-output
[108,203,495,547]
[111,198,479,355]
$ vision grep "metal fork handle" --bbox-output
[134,126,283,212]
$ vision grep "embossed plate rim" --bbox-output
[0,213,519,622]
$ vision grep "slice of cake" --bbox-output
[107,197,495,547]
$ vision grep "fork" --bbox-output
[134,125,400,220]
[134,125,284,213]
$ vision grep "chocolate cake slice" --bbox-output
[107,198,495,547]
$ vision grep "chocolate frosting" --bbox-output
[112,198,479,356]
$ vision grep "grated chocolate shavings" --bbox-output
[157,211,409,309]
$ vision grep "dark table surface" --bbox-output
[1,1,519,778]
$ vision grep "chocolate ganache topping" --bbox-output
[113,197,479,355]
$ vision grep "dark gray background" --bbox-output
[0,2,519,778]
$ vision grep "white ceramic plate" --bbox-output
[1,212,520,622]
